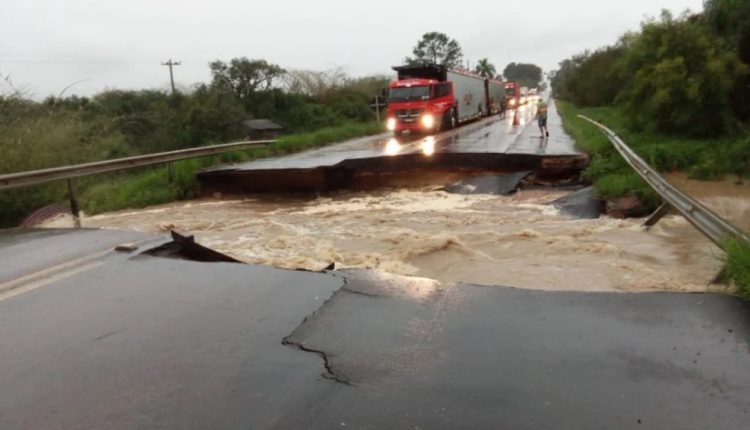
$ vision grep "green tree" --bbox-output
[474,58,496,78]
[405,32,463,68]
[618,10,748,136]
[552,44,627,107]
[186,84,248,143]
[209,57,286,101]
[704,0,750,48]
[703,0,750,120]
[502,63,543,88]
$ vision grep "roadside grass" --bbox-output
[559,100,750,299]
[0,121,383,226]
[723,239,750,300]
[78,121,383,216]
[557,100,750,206]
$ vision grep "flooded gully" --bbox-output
[41,180,748,294]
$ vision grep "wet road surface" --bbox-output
[207,99,576,171]
[0,228,154,291]
[1,229,748,429]
[198,99,585,193]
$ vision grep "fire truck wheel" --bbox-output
[440,110,451,131]
[449,109,457,129]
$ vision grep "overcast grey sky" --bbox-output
[0,0,702,98]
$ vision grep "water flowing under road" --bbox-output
[39,100,750,294]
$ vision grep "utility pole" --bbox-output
[161,59,181,95]
[370,94,386,122]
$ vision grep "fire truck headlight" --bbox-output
[386,118,396,131]
[509,99,516,107]
[421,114,435,129]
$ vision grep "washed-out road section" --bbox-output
[198,100,587,193]
[0,228,748,429]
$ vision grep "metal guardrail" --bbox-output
[0,139,275,190]
[579,115,750,250]
[1,139,274,228]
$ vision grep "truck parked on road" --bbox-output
[520,87,530,105]
[504,81,521,110]
[386,64,488,135]
[486,78,505,116]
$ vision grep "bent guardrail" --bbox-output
[579,115,750,250]
[0,139,274,227]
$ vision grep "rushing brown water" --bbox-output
[665,172,750,230]
[41,181,745,293]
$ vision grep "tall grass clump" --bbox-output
[557,101,749,203]
[723,239,750,300]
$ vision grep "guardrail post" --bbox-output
[66,179,81,229]
[167,161,174,183]
[643,202,671,230]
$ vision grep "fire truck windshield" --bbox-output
[505,87,516,96]
[389,86,430,102]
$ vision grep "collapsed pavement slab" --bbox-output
[1,230,748,429]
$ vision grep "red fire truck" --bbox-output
[504,81,522,109]
[387,64,498,135]
[486,78,505,115]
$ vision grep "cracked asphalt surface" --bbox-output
[1,229,749,429]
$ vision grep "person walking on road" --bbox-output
[537,99,549,138]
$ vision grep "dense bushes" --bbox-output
[553,45,627,107]
[557,100,750,220]
[552,3,750,220]
[0,60,390,227]
[553,8,749,138]
[618,11,747,137]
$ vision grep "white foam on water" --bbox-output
[50,186,739,293]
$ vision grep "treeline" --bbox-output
[1,58,388,173]
[403,32,544,88]
[553,1,750,138]
[0,58,388,226]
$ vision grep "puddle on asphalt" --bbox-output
[40,184,743,294]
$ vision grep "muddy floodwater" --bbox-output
[42,177,750,293]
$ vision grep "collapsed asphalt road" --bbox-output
[1,229,749,429]
[198,99,587,193]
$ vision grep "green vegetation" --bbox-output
[553,3,750,203]
[402,33,542,87]
[559,95,750,296]
[405,32,464,68]
[32,121,382,220]
[617,11,747,137]
[557,100,749,209]
[76,121,382,216]
[502,63,544,89]
[724,239,750,299]
[474,59,497,79]
[554,8,749,137]
[554,2,750,299]
[0,57,389,227]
